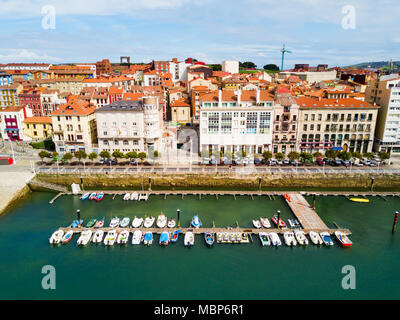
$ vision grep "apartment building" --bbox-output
[95,97,163,154]
[36,78,84,95]
[222,60,239,75]
[0,106,33,141]
[51,98,97,154]
[18,87,45,117]
[0,83,23,108]
[199,89,274,156]
[296,97,379,153]
[0,71,13,86]
[23,117,53,140]
[41,89,66,116]
[365,74,400,153]
[169,58,192,83]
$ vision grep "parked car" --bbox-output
[267,160,277,166]
[282,159,290,166]
[99,158,104,165]
[342,160,350,167]
[254,158,262,166]
[129,158,137,165]
[289,160,297,166]
[201,157,210,165]
[369,159,377,167]
[316,158,324,166]
[332,159,342,166]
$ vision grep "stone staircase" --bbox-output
[28,178,68,193]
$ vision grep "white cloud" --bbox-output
[0,49,63,62]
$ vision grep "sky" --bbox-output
[0,0,399,68]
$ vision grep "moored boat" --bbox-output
[86,218,97,228]
[70,219,83,228]
[167,218,176,228]
[159,231,169,245]
[252,219,262,229]
[259,232,271,246]
[349,198,369,203]
[216,233,223,243]
[240,232,250,243]
[284,194,291,202]
[117,230,129,244]
[109,217,120,228]
[143,232,153,245]
[49,230,64,244]
[104,230,117,245]
[120,217,130,228]
[123,193,131,200]
[89,192,97,200]
[260,217,271,228]
[62,230,74,244]
[309,231,323,245]
[335,231,352,247]
[191,215,202,228]
[156,214,167,228]
[283,231,297,246]
[77,230,93,246]
[95,191,104,202]
[222,232,229,243]
[131,192,139,201]
[288,219,300,228]
[131,216,144,228]
[171,229,182,243]
[143,216,155,228]
[80,192,90,200]
[268,232,281,246]
[271,215,287,228]
[204,231,214,246]
[320,232,334,246]
[92,230,104,243]
[294,230,308,245]
[184,231,195,246]
[94,216,104,228]
[131,230,142,245]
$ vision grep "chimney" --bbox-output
[256,88,260,104]
[218,89,222,107]
[237,89,241,106]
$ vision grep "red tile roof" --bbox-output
[24,116,52,124]
[51,99,95,116]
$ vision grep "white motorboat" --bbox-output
[309,231,323,245]
[222,232,229,243]
[283,231,297,246]
[216,233,223,243]
[49,230,64,244]
[143,216,155,228]
[123,193,131,200]
[259,232,271,246]
[260,217,271,228]
[184,231,195,246]
[131,216,144,228]
[268,232,281,246]
[117,230,129,244]
[109,217,120,228]
[156,214,167,228]
[104,230,117,245]
[167,218,176,228]
[132,230,142,245]
[252,219,262,229]
[77,230,93,246]
[131,192,139,201]
[120,217,130,228]
[335,231,352,247]
[294,230,308,245]
[92,230,104,243]
[320,232,334,246]
[288,219,301,228]
[143,232,153,245]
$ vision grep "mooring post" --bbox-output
[177,209,181,228]
[258,176,262,191]
[148,176,152,191]
[77,209,81,228]
[312,194,316,209]
[277,210,281,230]
[392,211,399,234]
[370,177,375,192]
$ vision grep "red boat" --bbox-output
[284,194,291,202]
[271,215,287,228]
[335,231,352,247]
[95,192,104,202]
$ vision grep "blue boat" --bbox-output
[204,231,214,246]
[171,229,182,243]
[144,232,153,246]
[80,192,90,201]
[95,191,104,202]
[191,215,202,228]
[70,219,83,228]
[159,231,169,246]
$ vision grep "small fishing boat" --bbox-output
[109,217,120,228]
[171,229,182,243]
[268,232,281,246]
[123,193,131,200]
[89,192,97,200]
[156,214,167,228]
[320,232,334,246]
[62,230,74,244]
[241,232,250,243]
[260,217,271,228]
[143,232,153,245]
[222,232,229,243]
[283,231,297,246]
[92,230,104,243]
[49,230,64,244]
[77,230,93,246]
[288,219,300,228]
[309,231,323,245]
[70,219,83,228]
[216,233,223,243]
[80,192,90,201]
[229,232,236,243]
[95,191,104,202]
[159,231,169,246]
[120,217,130,228]
[184,231,195,246]
[335,231,353,247]
[131,216,144,228]
[191,215,202,228]
[86,218,97,228]
[204,231,214,246]
[131,192,139,201]
[349,198,369,203]
[259,232,271,246]
[271,215,287,228]
[143,216,155,228]
[167,218,176,228]
[117,230,129,244]
[104,230,117,246]
[284,194,291,202]
[252,219,262,229]
[131,230,142,245]
[94,216,104,228]
[294,230,308,245]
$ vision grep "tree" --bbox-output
[241,150,247,158]
[74,150,87,164]
[300,152,313,163]
[126,151,138,160]
[378,152,390,161]
[338,151,352,161]
[62,152,73,164]
[275,152,285,161]
[325,149,338,159]
[313,152,323,159]
[38,150,50,164]
[138,152,147,163]
[88,152,98,163]
[363,152,375,160]
[149,150,161,164]
[288,151,300,161]
[263,64,279,71]
[99,150,110,160]
[351,151,363,160]
[51,151,59,162]
[239,61,257,69]
[112,150,124,161]
[262,151,273,161]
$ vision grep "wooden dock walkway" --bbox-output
[49,192,65,204]
[285,193,328,230]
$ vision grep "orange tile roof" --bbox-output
[200,90,274,102]
[82,76,131,83]
[170,98,190,107]
[51,99,95,116]
[296,97,377,108]
[122,92,144,101]
[0,106,24,112]
[109,86,124,95]
[24,116,52,124]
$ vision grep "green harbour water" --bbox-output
[0,191,399,300]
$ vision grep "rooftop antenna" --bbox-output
[280,44,292,71]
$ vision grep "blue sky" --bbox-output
[0,0,399,68]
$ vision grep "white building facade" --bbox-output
[222,60,239,75]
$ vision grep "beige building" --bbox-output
[296,97,379,153]
[51,98,98,154]
[170,98,191,124]
[23,117,53,140]
[36,78,84,95]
